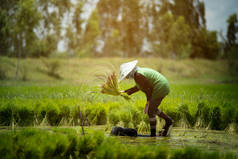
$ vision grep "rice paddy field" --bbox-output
[0,57,238,158]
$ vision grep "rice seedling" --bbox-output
[108,110,120,126]
[210,106,222,130]
[101,72,130,100]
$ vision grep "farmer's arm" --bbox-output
[134,72,153,101]
[124,86,139,95]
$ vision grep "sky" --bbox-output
[204,0,238,37]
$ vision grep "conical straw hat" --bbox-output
[118,60,138,83]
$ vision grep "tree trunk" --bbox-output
[15,35,21,79]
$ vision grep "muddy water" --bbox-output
[114,128,238,152]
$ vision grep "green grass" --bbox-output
[0,56,237,84]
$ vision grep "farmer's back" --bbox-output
[136,67,170,99]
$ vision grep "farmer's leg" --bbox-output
[148,112,157,137]
[156,108,173,136]
[156,108,172,125]
[154,96,173,136]
[148,99,161,137]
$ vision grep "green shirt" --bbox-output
[136,67,170,99]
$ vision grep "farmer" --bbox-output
[119,60,173,137]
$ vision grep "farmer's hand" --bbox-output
[120,90,129,95]
[144,101,150,114]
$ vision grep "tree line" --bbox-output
[0,0,237,59]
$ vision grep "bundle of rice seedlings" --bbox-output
[101,72,130,100]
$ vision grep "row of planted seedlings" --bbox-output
[164,101,238,132]
[0,98,80,127]
[0,97,238,132]
[0,127,237,159]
